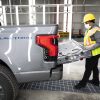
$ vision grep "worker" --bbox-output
[74,13,100,89]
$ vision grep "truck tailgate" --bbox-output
[57,39,90,64]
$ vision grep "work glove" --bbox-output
[80,49,92,59]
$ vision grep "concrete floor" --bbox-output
[63,59,100,80]
[16,60,100,100]
[16,90,100,100]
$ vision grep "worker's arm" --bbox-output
[85,43,100,50]
[85,31,100,50]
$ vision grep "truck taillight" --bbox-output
[36,35,59,61]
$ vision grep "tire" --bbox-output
[0,64,18,100]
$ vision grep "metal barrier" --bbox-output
[0,4,100,34]
[0,4,73,39]
[0,4,71,27]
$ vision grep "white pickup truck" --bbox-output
[0,25,87,100]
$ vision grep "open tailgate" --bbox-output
[57,39,90,64]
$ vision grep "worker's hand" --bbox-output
[85,44,95,50]
[80,50,91,58]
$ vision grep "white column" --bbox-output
[0,0,4,25]
[56,4,59,25]
[15,6,19,25]
[9,0,13,25]
[43,5,45,25]
[63,0,68,32]
[3,6,7,26]
[29,0,36,25]
[67,0,73,40]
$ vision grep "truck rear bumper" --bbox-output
[15,64,63,83]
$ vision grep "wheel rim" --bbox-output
[0,85,5,100]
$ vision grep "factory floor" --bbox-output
[16,60,100,100]
[17,90,100,100]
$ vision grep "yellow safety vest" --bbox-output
[84,28,100,56]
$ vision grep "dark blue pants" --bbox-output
[81,54,100,84]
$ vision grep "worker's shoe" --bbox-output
[74,82,86,89]
[88,80,99,86]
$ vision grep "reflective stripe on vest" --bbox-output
[92,47,100,56]
[84,29,100,56]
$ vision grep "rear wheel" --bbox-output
[0,64,18,100]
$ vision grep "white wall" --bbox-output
[84,0,100,25]
[72,0,100,35]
